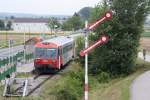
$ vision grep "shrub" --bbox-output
[97,72,110,83]
[51,67,84,100]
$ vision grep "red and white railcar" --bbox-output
[34,36,74,71]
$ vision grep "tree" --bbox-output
[84,0,150,76]
[62,13,84,31]
[0,20,5,30]
[6,21,12,30]
[48,17,61,34]
[78,7,93,21]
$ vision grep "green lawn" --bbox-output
[0,59,149,100]
[89,59,150,100]
[141,32,150,37]
[0,61,82,100]
[0,40,23,49]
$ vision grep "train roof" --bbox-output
[42,36,74,46]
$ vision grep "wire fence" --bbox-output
[0,51,34,81]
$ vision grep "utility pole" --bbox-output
[4,18,8,41]
[24,25,26,63]
[8,40,10,65]
[84,21,88,100]
[11,39,13,65]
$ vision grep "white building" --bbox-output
[12,18,50,33]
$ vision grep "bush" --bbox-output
[97,72,110,83]
[56,76,82,100]
[51,67,84,100]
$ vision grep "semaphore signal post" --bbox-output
[80,35,109,57]
[81,11,112,100]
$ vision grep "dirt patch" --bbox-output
[140,37,150,52]
[0,34,39,42]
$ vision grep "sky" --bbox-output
[0,0,101,15]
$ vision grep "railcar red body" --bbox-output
[34,36,74,71]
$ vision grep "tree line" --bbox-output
[0,20,12,30]
[48,7,93,31]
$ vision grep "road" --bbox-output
[130,52,150,100]
[0,45,24,59]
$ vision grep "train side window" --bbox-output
[62,44,73,54]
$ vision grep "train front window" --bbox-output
[35,48,56,59]
[47,49,56,59]
[35,48,46,58]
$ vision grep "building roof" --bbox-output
[25,37,42,45]
[42,36,74,46]
[13,18,49,23]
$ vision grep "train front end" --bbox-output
[34,42,60,72]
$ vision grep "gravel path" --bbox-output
[130,52,150,100]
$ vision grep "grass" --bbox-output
[0,32,69,35]
[89,59,150,100]
[141,32,150,37]
[0,40,23,49]
[15,73,33,78]
[0,59,149,100]
[40,61,83,100]
[0,32,71,49]
[0,32,52,35]
[0,61,81,100]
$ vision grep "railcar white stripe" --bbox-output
[85,91,88,100]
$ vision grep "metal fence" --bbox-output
[0,51,34,81]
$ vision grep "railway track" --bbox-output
[3,71,61,97]
[26,62,71,96]
[2,32,81,97]
[25,64,69,96]
[27,74,53,96]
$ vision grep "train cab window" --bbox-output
[35,48,46,58]
[35,48,56,59]
[47,49,56,59]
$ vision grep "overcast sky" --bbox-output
[0,0,101,15]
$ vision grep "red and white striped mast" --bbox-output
[82,11,112,100]
[84,21,88,100]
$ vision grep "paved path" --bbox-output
[130,52,150,100]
